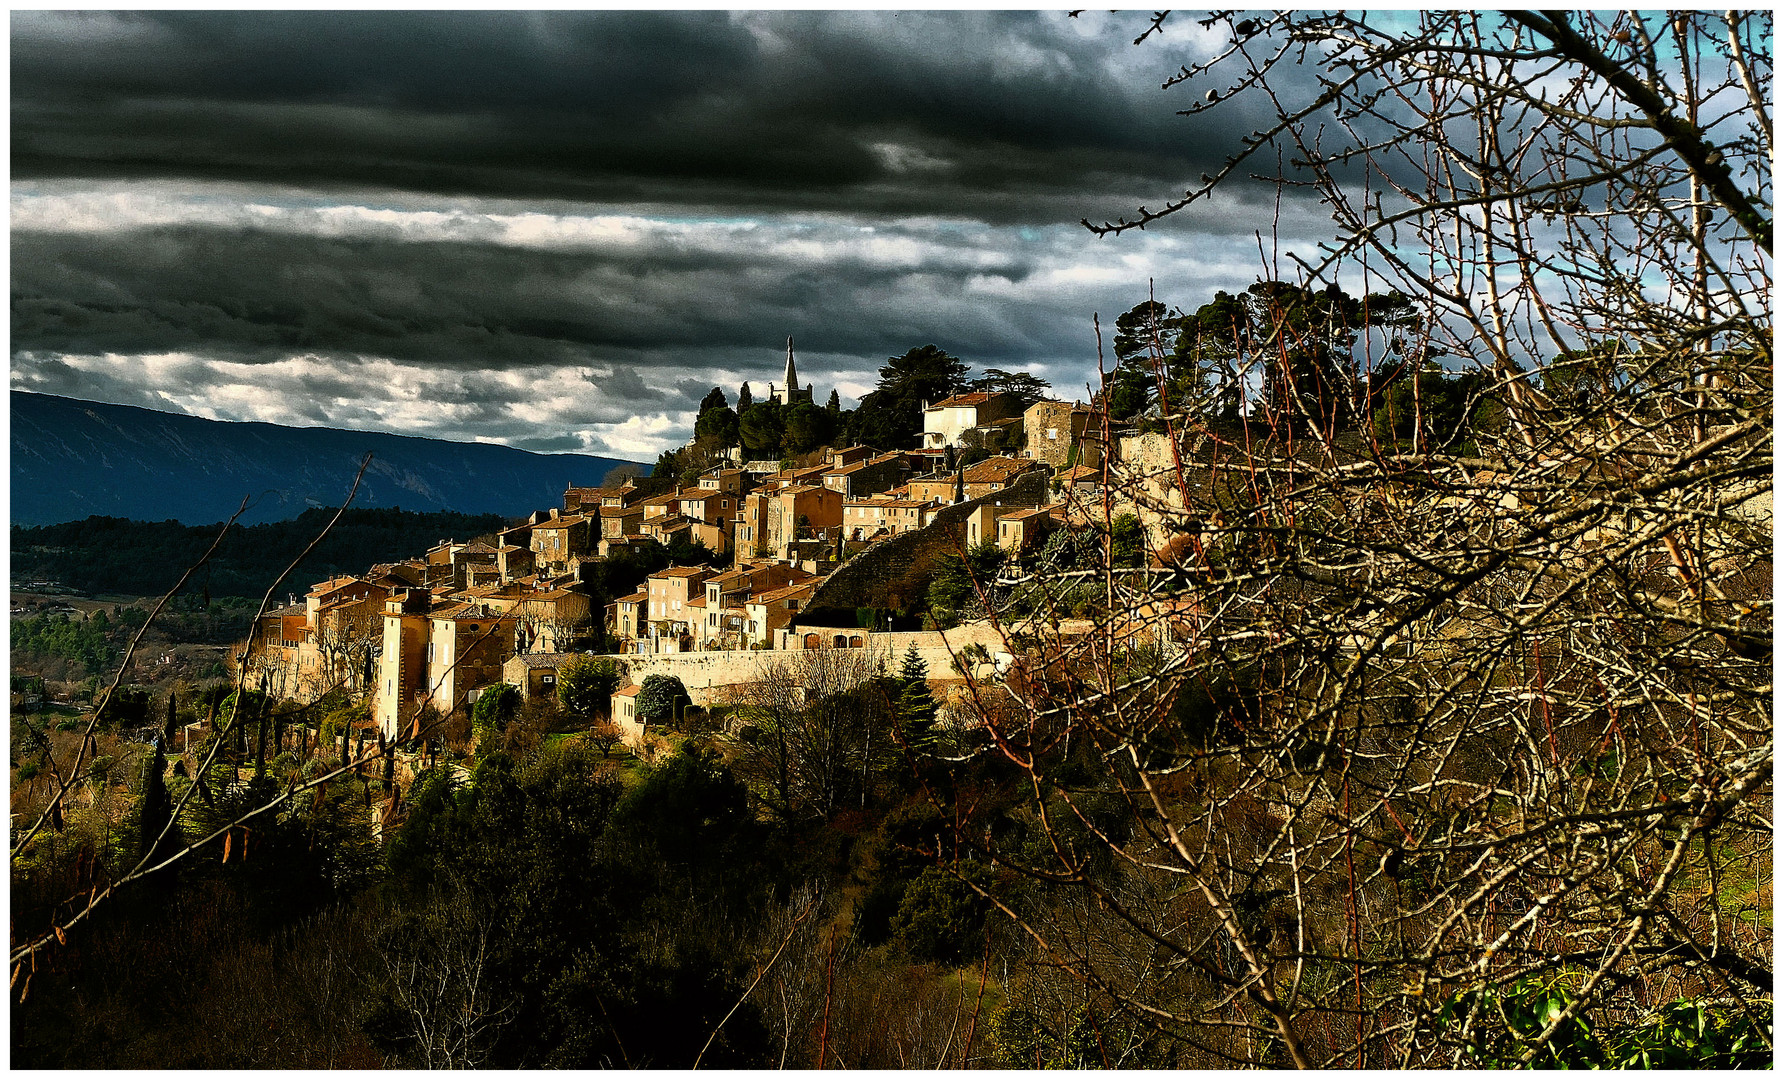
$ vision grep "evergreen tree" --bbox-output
[471,682,522,746]
[694,405,739,449]
[557,657,619,720]
[698,386,728,415]
[738,401,785,459]
[854,345,972,449]
[895,644,938,752]
[638,674,690,725]
[825,389,842,419]
[736,382,754,415]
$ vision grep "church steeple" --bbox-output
[783,336,799,392]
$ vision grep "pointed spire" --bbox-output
[784,336,799,392]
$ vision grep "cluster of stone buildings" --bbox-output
[238,387,1114,744]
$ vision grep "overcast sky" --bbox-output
[12,10,1335,459]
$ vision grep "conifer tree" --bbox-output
[896,644,938,752]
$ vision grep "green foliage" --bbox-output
[615,742,758,870]
[471,683,522,746]
[926,539,1008,629]
[556,657,619,719]
[739,400,785,459]
[781,400,835,455]
[694,403,739,449]
[895,645,938,753]
[988,996,1168,1069]
[852,800,949,947]
[1370,366,1491,451]
[1103,299,1176,421]
[10,508,507,598]
[1442,977,1774,1069]
[971,367,1053,407]
[890,862,993,965]
[11,610,124,677]
[636,674,689,724]
[378,742,772,1067]
[854,345,972,449]
[319,697,370,741]
[665,533,727,570]
[1109,513,1145,568]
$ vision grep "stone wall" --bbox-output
[797,470,1052,621]
[590,620,1014,706]
[606,648,776,704]
[777,620,1010,678]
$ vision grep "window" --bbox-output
[542,673,555,687]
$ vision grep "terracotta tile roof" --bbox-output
[930,391,1003,409]
[460,541,499,555]
[616,590,648,604]
[750,582,815,606]
[686,595,706,608]
[535,514,588,528]
[652,566,708,578]
[598,505,642,518]
[614,684,642,698]
[641,492,681,506]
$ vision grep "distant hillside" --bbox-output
[11,392,647,526]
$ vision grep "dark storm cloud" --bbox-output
[11,10,1349,454]
[11,10,1280,223]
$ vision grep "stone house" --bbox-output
[744,582,816,647]
[694,562,817,648]
[843,497,935,540]
[995,503,1065,553]
[611,684,647,748]
[922,391,1024,449]
[740,482,842,561]
[642,566,711,653]
[821,452,905,500]
[611,589,648,650]
[372,589,519,740]
[962,456,1050,500]
[595,504,644,556]
[530,510,597,575]
[698,467,747,494]
[502,651,574,703]
[906,470,965,506]
[1024,399,1100,468]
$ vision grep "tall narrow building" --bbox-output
[769,336,814,406]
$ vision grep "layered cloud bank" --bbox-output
[12,10,1327,455]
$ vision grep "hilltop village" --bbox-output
[236,345,1161,751]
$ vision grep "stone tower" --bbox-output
[769,336,814,406]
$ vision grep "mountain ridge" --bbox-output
[10,391,647,526]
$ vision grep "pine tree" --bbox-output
[896,644,938,752]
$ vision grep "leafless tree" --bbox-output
[962,10,1770,1068]
[729,645,894,825]
[378,888,518,1069]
